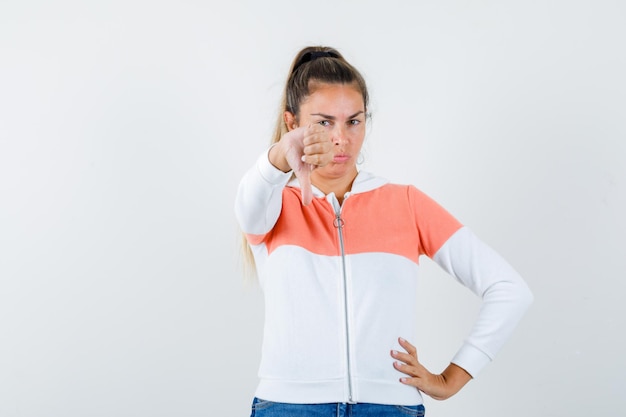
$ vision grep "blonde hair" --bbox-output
[241,46,369,278]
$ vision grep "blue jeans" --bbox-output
[250,397,425,417]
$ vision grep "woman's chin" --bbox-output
[315,163,357,180]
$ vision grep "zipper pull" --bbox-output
[333,214,344,229]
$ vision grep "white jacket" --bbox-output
[235,150,533,405]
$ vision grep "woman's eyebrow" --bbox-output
[310,111,365,119]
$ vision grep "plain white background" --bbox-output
[1,1,624,416]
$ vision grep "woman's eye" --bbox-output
[318,120,330,127]
[350,119,361,125]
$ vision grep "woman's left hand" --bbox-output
[391,337,473,401]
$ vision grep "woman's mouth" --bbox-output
[333,154,350,163]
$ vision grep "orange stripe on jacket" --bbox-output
[246,184,462,263]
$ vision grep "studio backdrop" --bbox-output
[1,1,624,416]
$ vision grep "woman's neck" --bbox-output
[312,170,358,204]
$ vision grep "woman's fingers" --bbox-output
[398,337,417,357]
[391,338,419,365]
[391,337,431,382]
[391,337,422,376]
[301,124,332,166]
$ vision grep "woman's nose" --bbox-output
[332,125,348,145]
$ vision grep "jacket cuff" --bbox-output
[451,343,492,378]
[257,145,293,185]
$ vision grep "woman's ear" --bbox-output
[284,111,297,131]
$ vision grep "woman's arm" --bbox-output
[433,227,534,378]
[234,146,292,235]
[234,124,333,233]
[392,226,533,400]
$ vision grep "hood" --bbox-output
[287,170,389,198]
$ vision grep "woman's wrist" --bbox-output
[268,141,291,172]
[440,363,473,398]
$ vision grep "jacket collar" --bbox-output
[287,170,389,199]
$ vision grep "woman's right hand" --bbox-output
[269,124,332,206]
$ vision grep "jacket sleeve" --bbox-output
[235,147,293,236]
[432,227,534,377]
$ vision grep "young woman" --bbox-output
[235,46,533,417]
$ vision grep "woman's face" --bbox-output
[290,82,366,183]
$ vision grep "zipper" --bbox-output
[333,203,355,404]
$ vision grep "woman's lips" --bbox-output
[333,154,350,163]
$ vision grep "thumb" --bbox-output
[283,133,314,206]
[295,162,313,206]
